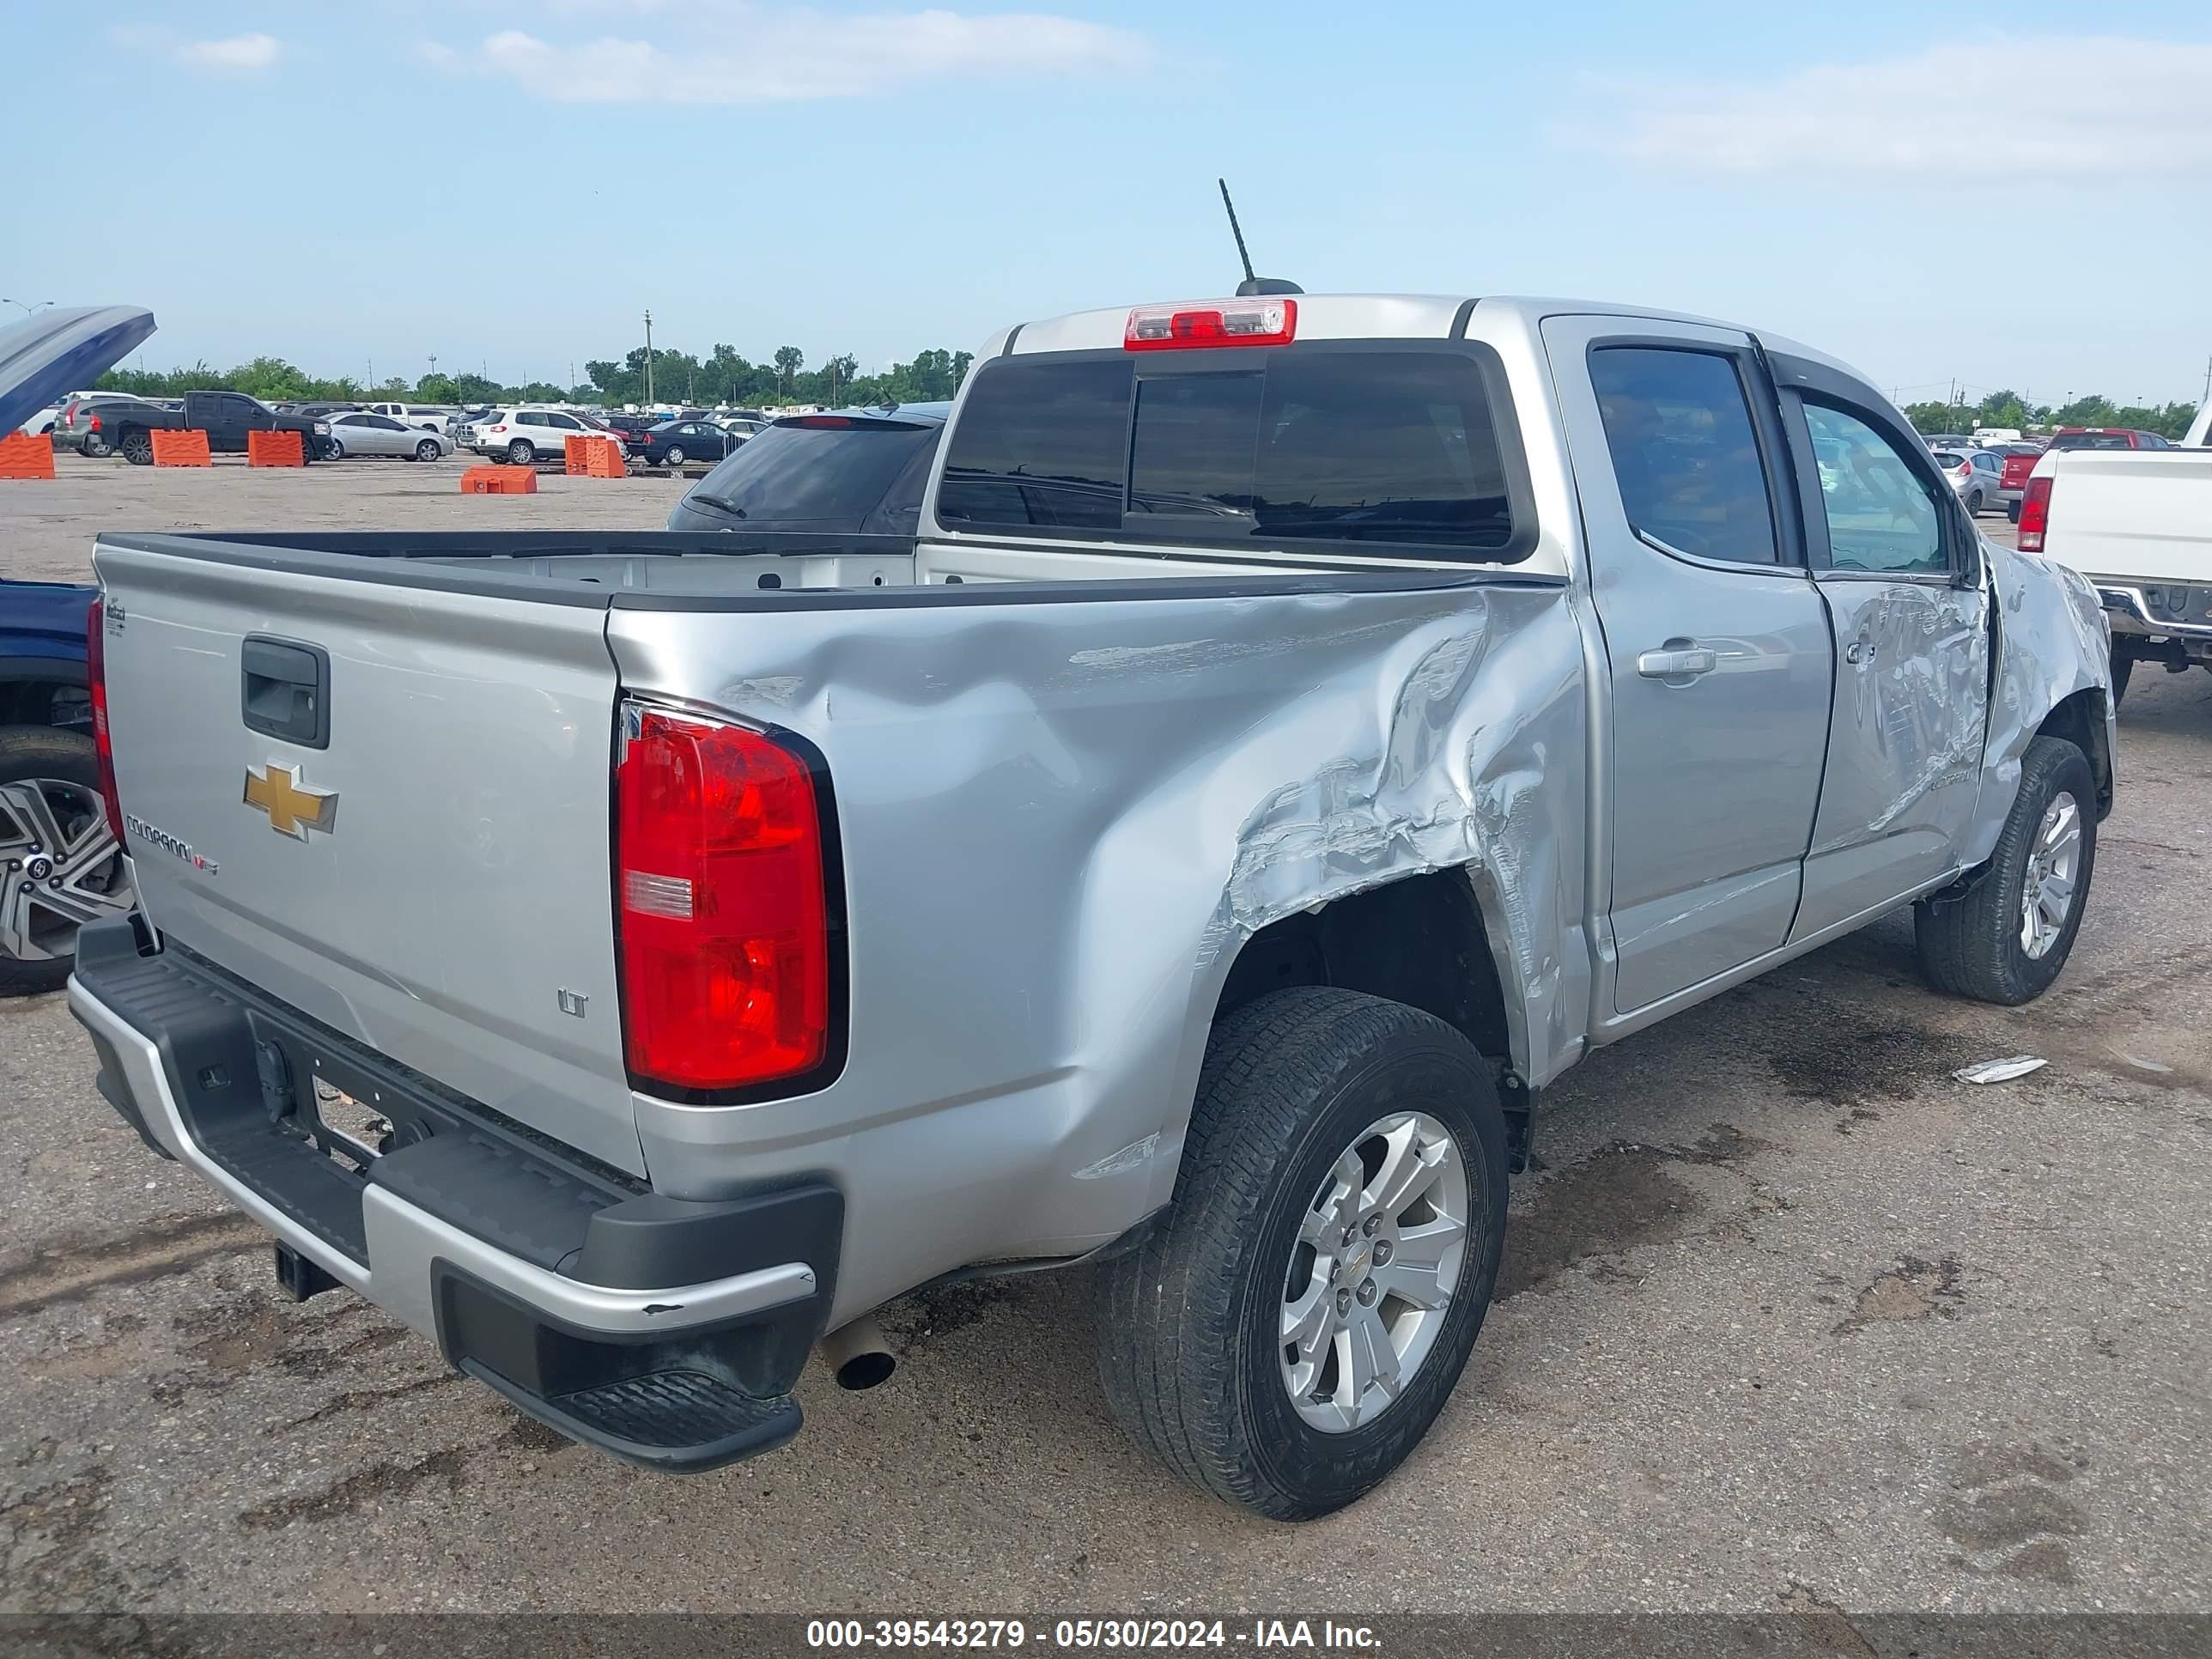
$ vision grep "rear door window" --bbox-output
[936,349,1522,556]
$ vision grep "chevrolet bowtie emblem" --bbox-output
[243,763,338,840]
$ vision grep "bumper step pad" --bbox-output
[462,1359,802,1473]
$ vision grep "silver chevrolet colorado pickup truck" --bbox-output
[69,294,2115,1520]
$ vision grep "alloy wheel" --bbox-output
[1279,1110,1469,1433]
[0,779,131,966]
[2019,790,2081,960]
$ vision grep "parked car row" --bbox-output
[451,406,770,467]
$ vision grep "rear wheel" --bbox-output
[664,446,686,467]
[506,439,535,465]
[1966,487,1985,515]
[82,435,111,459]
[1097,987,1508,1520]
[119,430,153,466]
[1915,735,2097,1006]
[0,728,134,996]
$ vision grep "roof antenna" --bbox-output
[1218,178,1303,297]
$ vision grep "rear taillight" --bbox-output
[88,413,101,433]
[616,702,832,1095]
[84,599,125,843]
[2018,475,2053,553]
[1126,297,1297,350]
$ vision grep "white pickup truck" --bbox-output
[2021,442,2212,699]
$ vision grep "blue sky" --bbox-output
[8,2,2210,405]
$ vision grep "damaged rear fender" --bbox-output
[1060,586,1591,1218]
[1967,543,2117,867]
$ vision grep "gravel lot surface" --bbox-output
[3,456,2206,1616]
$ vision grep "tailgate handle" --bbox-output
[241,637,331,749]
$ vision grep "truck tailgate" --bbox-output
[2045,451,2212,585]
[92,540,641,1176]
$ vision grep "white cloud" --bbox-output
[423,2,1148,105]
[108,26,282,74]
[1575,37,2212,175]
[179,33,281,71]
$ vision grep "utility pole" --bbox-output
[643,309,654,406]
[2200,354,2210,407]
[428,354,438,386]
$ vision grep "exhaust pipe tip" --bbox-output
[821,1315,896,1391]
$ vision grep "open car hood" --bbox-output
[0,305,157,435]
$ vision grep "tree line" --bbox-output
[94,343,976,411]
[1904,388,2199,440]
[93,349,2202,439]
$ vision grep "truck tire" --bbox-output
[0,727,132,997]
[119,430,154,466]
[1097,987,1508,1521]
[1914,735,2097,1006]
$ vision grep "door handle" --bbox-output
[1636,645,1718,680]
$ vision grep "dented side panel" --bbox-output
[605,580,1585,1322]
[1969,541,2115,864]
[1792,576,1991,939]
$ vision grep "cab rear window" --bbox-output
[936,347,1527,558]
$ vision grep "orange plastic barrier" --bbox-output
[460,465,538,495]
[247,429,305,468]
[0,432,57,480]
[151,429,212,467]
[563,434,627,477]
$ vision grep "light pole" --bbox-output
[643,309,654,407]
[3,299,56,319]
